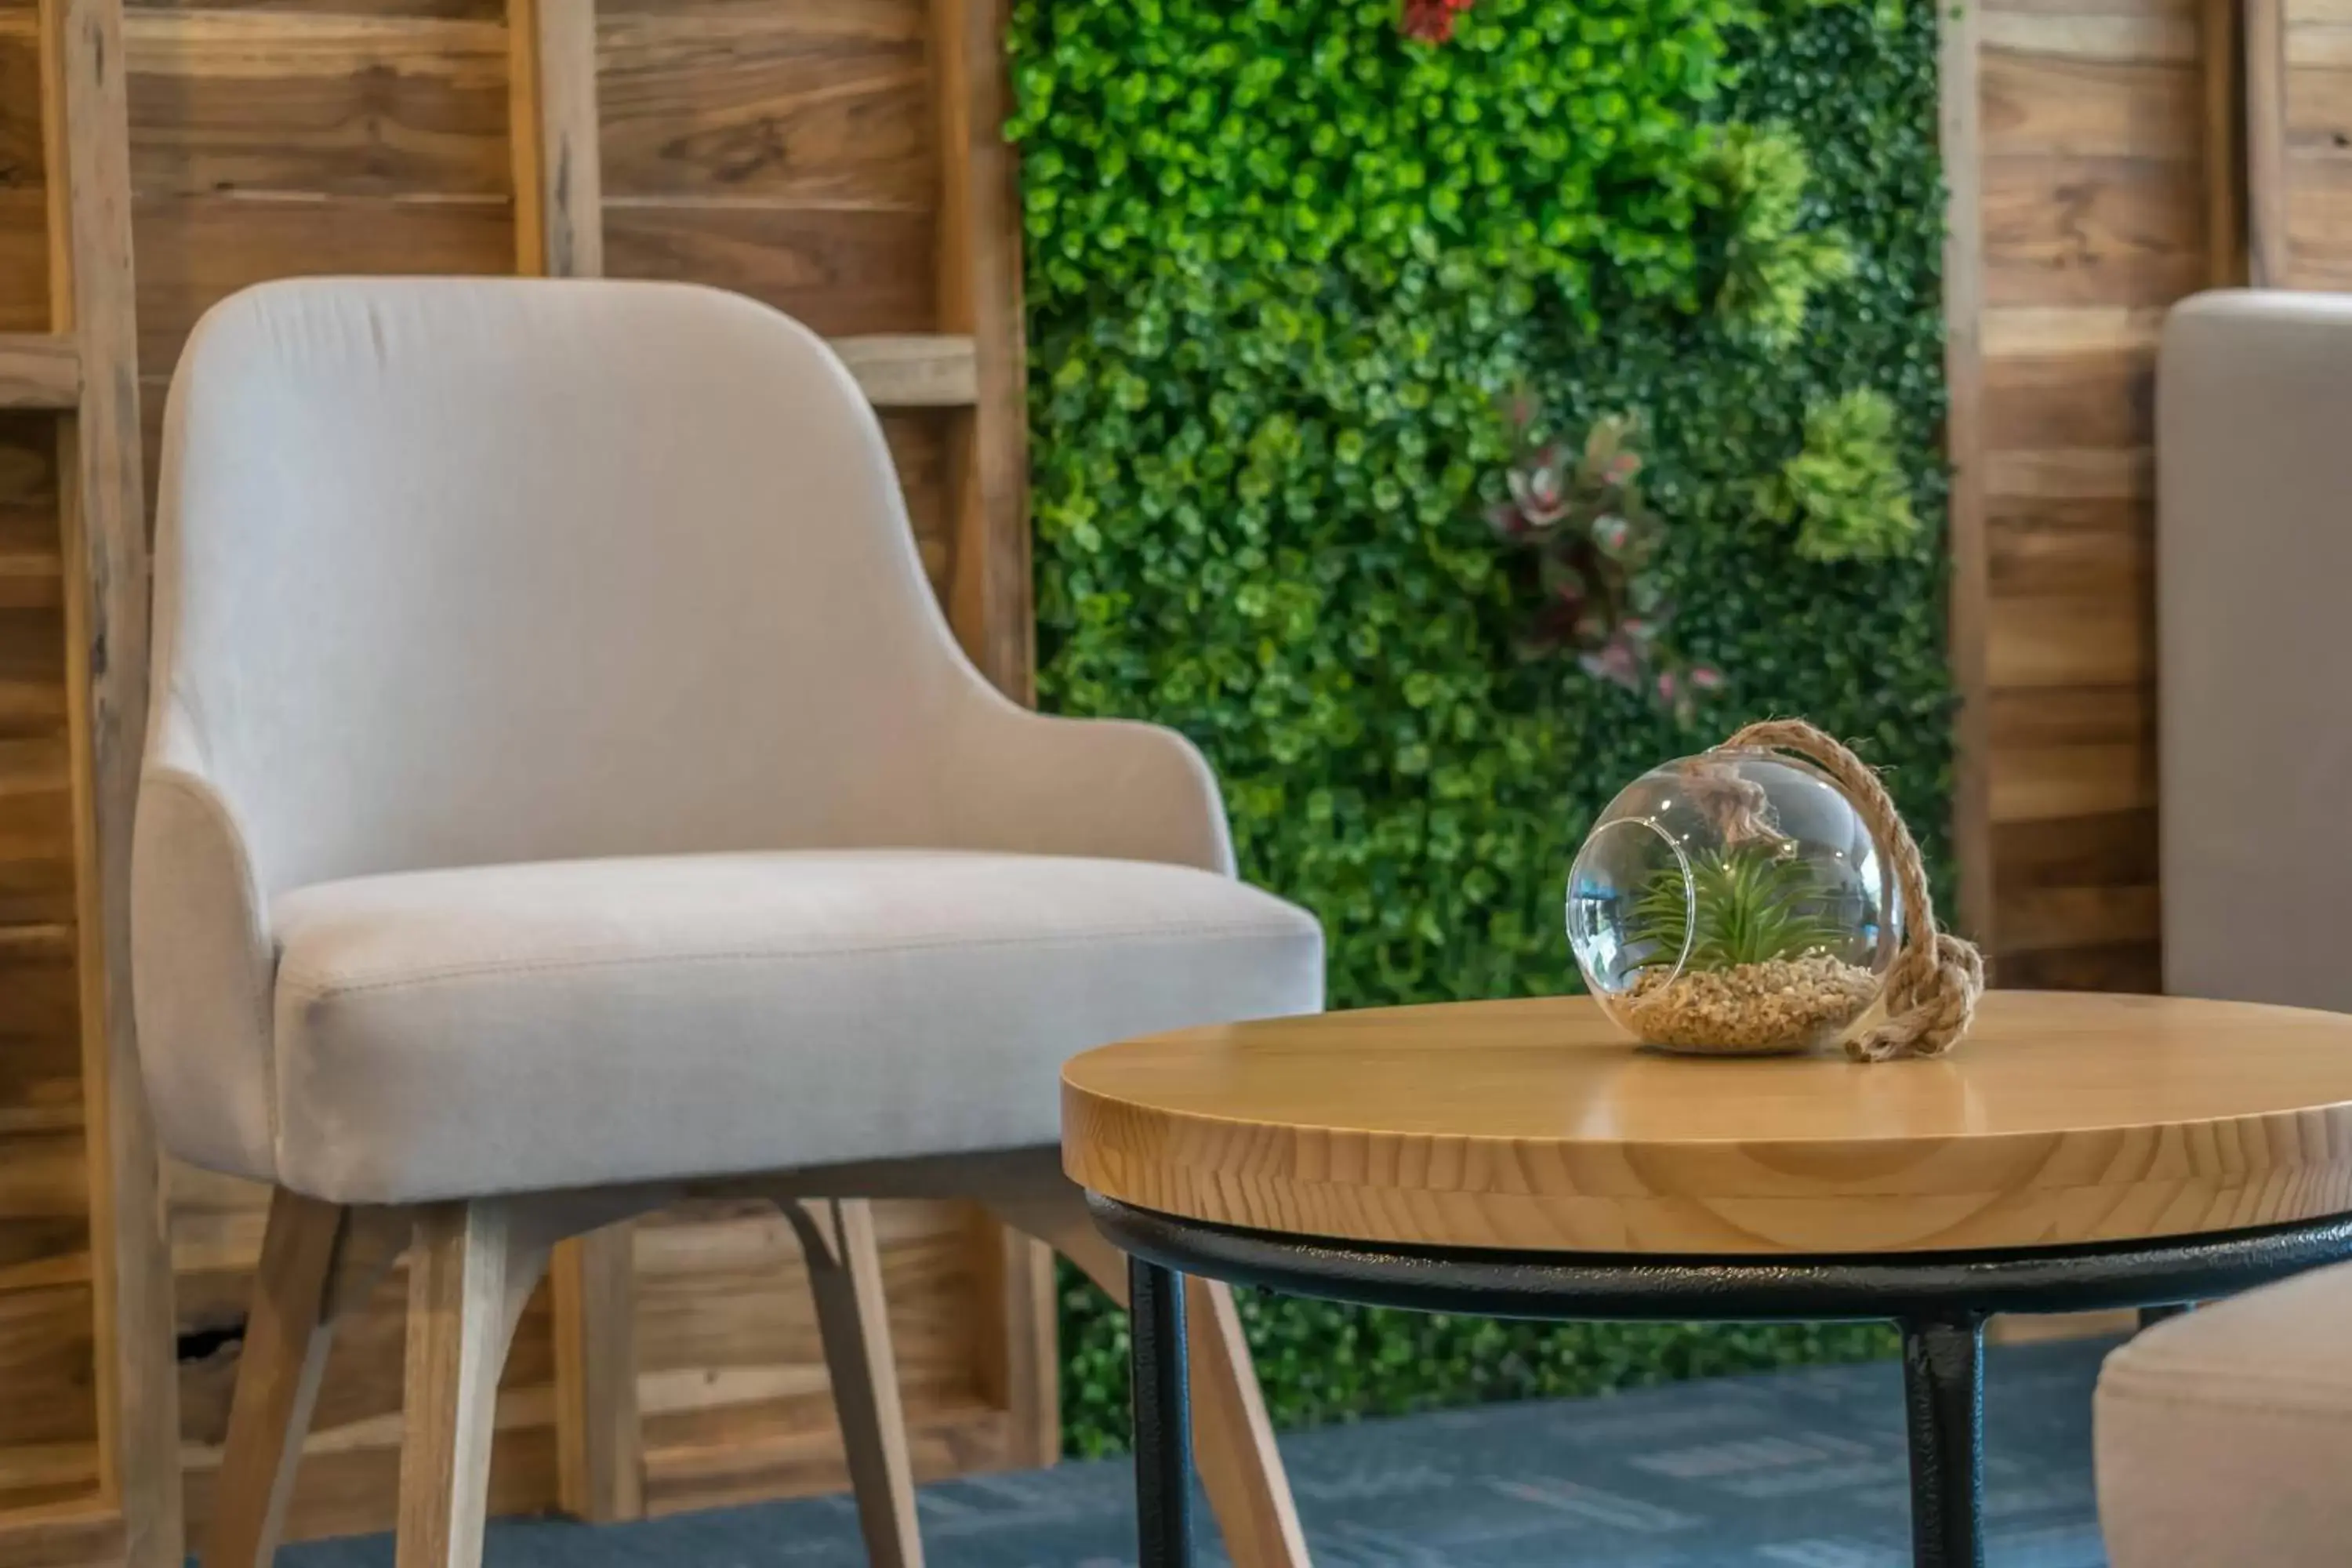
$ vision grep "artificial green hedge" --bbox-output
[1011,0,1950,1456]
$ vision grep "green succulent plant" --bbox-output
[1628,840,1848,971]
[1764,388,1922,562]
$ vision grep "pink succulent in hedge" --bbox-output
[1485,391,1723,720]
[1400,0,1474,43]
[1508,445,1573,526]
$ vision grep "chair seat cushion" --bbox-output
[2096,1261,2352,1567]
[267,850,1323,1203]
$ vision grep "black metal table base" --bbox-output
[1098,1197,2352,1568]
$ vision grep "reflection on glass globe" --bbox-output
[1566,748,1900,1056]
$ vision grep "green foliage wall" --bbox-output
[1011,0,1951,1455]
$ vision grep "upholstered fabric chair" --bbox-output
[134,277,1323,1568]
[2096,289,2352,1567]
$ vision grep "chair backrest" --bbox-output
[151,278,989,898]
[2158,290,2352,1009]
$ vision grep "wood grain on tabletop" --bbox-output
[1065,991,2352,1255]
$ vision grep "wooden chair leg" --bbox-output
[396,1200,553,1568]
[784,1199,925,1568]
[550,1225,644,1523]
[207,1189,409,1568]
[993,1195,1311,1568]
[205,1189,347,1568]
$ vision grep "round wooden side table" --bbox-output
[1061,991,2352,1568]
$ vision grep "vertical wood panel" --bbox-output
[508,0,597,277]
[2250,0,2289,278]
[1947,0,1992,948]
[928,0,1027,701]
[1971,0,2221,992]
[38,0,179,1559]
[2207,0,2249,281]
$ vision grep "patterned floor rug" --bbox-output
[280,1335,2114,1567]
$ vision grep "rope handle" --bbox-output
[1715,719,1984,1062]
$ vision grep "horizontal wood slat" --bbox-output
[0,339,77,411]
[0,1504,124,1568]
[831,333,974,407]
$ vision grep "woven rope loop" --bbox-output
[1717,719,1984,1062]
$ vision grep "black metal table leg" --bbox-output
[1090,1199,2352,1568]
[1129,1255,1193,1567]
[1901,1314,1986,1568]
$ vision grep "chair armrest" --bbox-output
[131,763,278,1178]
[939,698,1236,874]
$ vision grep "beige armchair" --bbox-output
[133,278,1322,1568]
[2096,289,2352,1567]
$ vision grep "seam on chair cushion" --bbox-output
[278,920,1317,1001]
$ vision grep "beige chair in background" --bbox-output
[2095,289,2352,1567]
[132,277,1323,1568]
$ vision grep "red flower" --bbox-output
[1401,0,1472,42]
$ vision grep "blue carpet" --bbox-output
[282,1337,2112,1567]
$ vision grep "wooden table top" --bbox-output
[1062,991,2352,1256]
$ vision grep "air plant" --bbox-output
[1627,841,1848,972]
[1485,392,1722,720]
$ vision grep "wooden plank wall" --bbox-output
[0,0,1047,1550]
[2257,0,2352,283]
[1965,0,2239,990]
[0,0,109,1530]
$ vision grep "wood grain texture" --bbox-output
[40,0,180,1556]
[963,1211,1054,1471]
[0,1285,101,1496]
[1983,347,2154,448]
[174,1184,560,1550]
[1989,741,2154,822]
[1984,54,2204,158]
[0,210,49,339]
[1967,0,2212,993]
[594,5,931,208]
[508,0,597,276]
[130,192,510,379]
[1986,593,2151,687]
[1946,0,1993,949]
[201,1192,345,1568]
[1984,9,2199,64]
[601,201,934,335]
[0,1506,124,1568]
[2249,0,2288,279]
[931,0,1029,700]
[546,1228,641,1524]
[832,333,975,407]
[1063,993,2352,1254]
[130,0,500,18]
[1987,498,2153,593]
[2208,0,2247,285]
[395,1203,552,1568]
[1983,154,2209,304]
[0,335,74,408]
[124,11,510,199]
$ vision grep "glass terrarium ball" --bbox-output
[1565,749,1901,1055]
